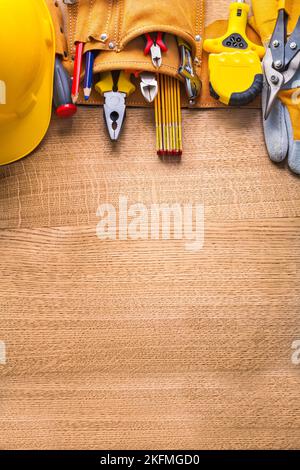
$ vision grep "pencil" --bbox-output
[154,74,182,158]
[161,74,166,157]
[72,41,84,104]
[177,79,182,156]
[157,75,163,153]
[83,50,95,101]
[170,76,176,155]
[166,76,172,154]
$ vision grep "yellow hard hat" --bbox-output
[0,0,55,165]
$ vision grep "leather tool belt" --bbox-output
[47,0,261,108]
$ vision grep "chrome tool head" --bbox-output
[103,92,126,141]
[140,72,158,102]
[150,44,162,68]
[263,48,284,119]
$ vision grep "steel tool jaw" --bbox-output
[263,9,300,119]
[150,44,162,68]
[185,79,196,106]
[140,73,158,102]
[103,92,126,141]
[283,51,300,86]
[263,48,284,119]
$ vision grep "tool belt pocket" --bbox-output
[119,0,203,57]
[64,0,204,106]
[71,0,112,46]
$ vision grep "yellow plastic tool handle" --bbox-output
[95,71,136,97]
[117,71,136,96]
[95,71,114,95]
[204,1,265,59]
[279,0,289,12]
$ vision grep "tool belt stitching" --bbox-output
[83,43,108,52]
[112,0,117,45]
[197,0,204,65]
[103,0,114,44]
[195,0,200,60]
[66,4,72,58]
[118,0,125,48]
[87,0,95,40]
[69,1,78,55]
[113,0,120,46]
[93,59,181,74]
[84,99,235,110]
[120,25,196,50]
[195,0,200,33]
[200,102,230,108]
[82,0,114,44]
[86,97,152,107]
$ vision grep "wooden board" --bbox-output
[0,0,300,451]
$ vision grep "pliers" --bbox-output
[263,6,300,119]
[144,32,168,68]
[140,72,158,102]
[95,71,136,141]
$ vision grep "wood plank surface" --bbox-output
[0,0,300,451]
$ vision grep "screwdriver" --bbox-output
[53,57,77,118]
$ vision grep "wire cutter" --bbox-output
[95,71,136,141]
[140,72,158,102]
[144,32,168,68]
[263,6,300,119]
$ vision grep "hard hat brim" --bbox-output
[0,65,55,166]
[0,1,55,166]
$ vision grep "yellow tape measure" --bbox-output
[204,1,265,106]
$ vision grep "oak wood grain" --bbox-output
[0,106,299,450]
[0,0,300,448]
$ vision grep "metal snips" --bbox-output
[263,7,300,119]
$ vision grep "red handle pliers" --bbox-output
[144,32,168,68]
